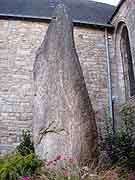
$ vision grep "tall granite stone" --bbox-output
[33,4,98,162]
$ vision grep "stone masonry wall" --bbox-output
[109,0,135,127]
[111,0,135,104]
[0,19,109,153]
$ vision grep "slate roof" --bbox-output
[0,0,115,26]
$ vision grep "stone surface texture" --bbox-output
[110,0,135,125]
[0,16,109,153]
[111,0,135,102]
[33,4,98,161]
[0,0,135,155]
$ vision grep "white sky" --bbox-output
[93,0,120,5]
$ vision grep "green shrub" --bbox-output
[0,129,42,180]
[100,105,135,170]
[16,130,34,156]
[0,153,42,180]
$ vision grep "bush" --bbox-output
[0,153,42,180]
[100,105,135,170]
[0,129,42,180]
[16,130,34,156]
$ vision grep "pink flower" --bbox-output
[54,155,61,161]
[63,167,69,173]
[64,156,76,163]
[20,177,30,180]
[68,158,75,163]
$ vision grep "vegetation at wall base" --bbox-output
[99,104,135,176]
[0,130,42,180]
[16,130,34,156]
[1,107,135,180]
[0,152,42,180]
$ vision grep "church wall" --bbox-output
[0,19,108,154]
[111,0,135,105]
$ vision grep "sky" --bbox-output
[93,0,120,5]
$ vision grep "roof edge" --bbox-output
[0,13,113,29]
[109,0,125,22]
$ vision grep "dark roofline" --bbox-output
[109,0,125,22]
[0,13,113,29]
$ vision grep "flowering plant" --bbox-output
[45,154,100,180]
[20,177,30,180]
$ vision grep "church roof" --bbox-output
[0,0,115,27]
[110,0,125,21]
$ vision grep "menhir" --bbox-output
[33,3,98,162]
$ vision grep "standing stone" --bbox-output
[33,4,98,162]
